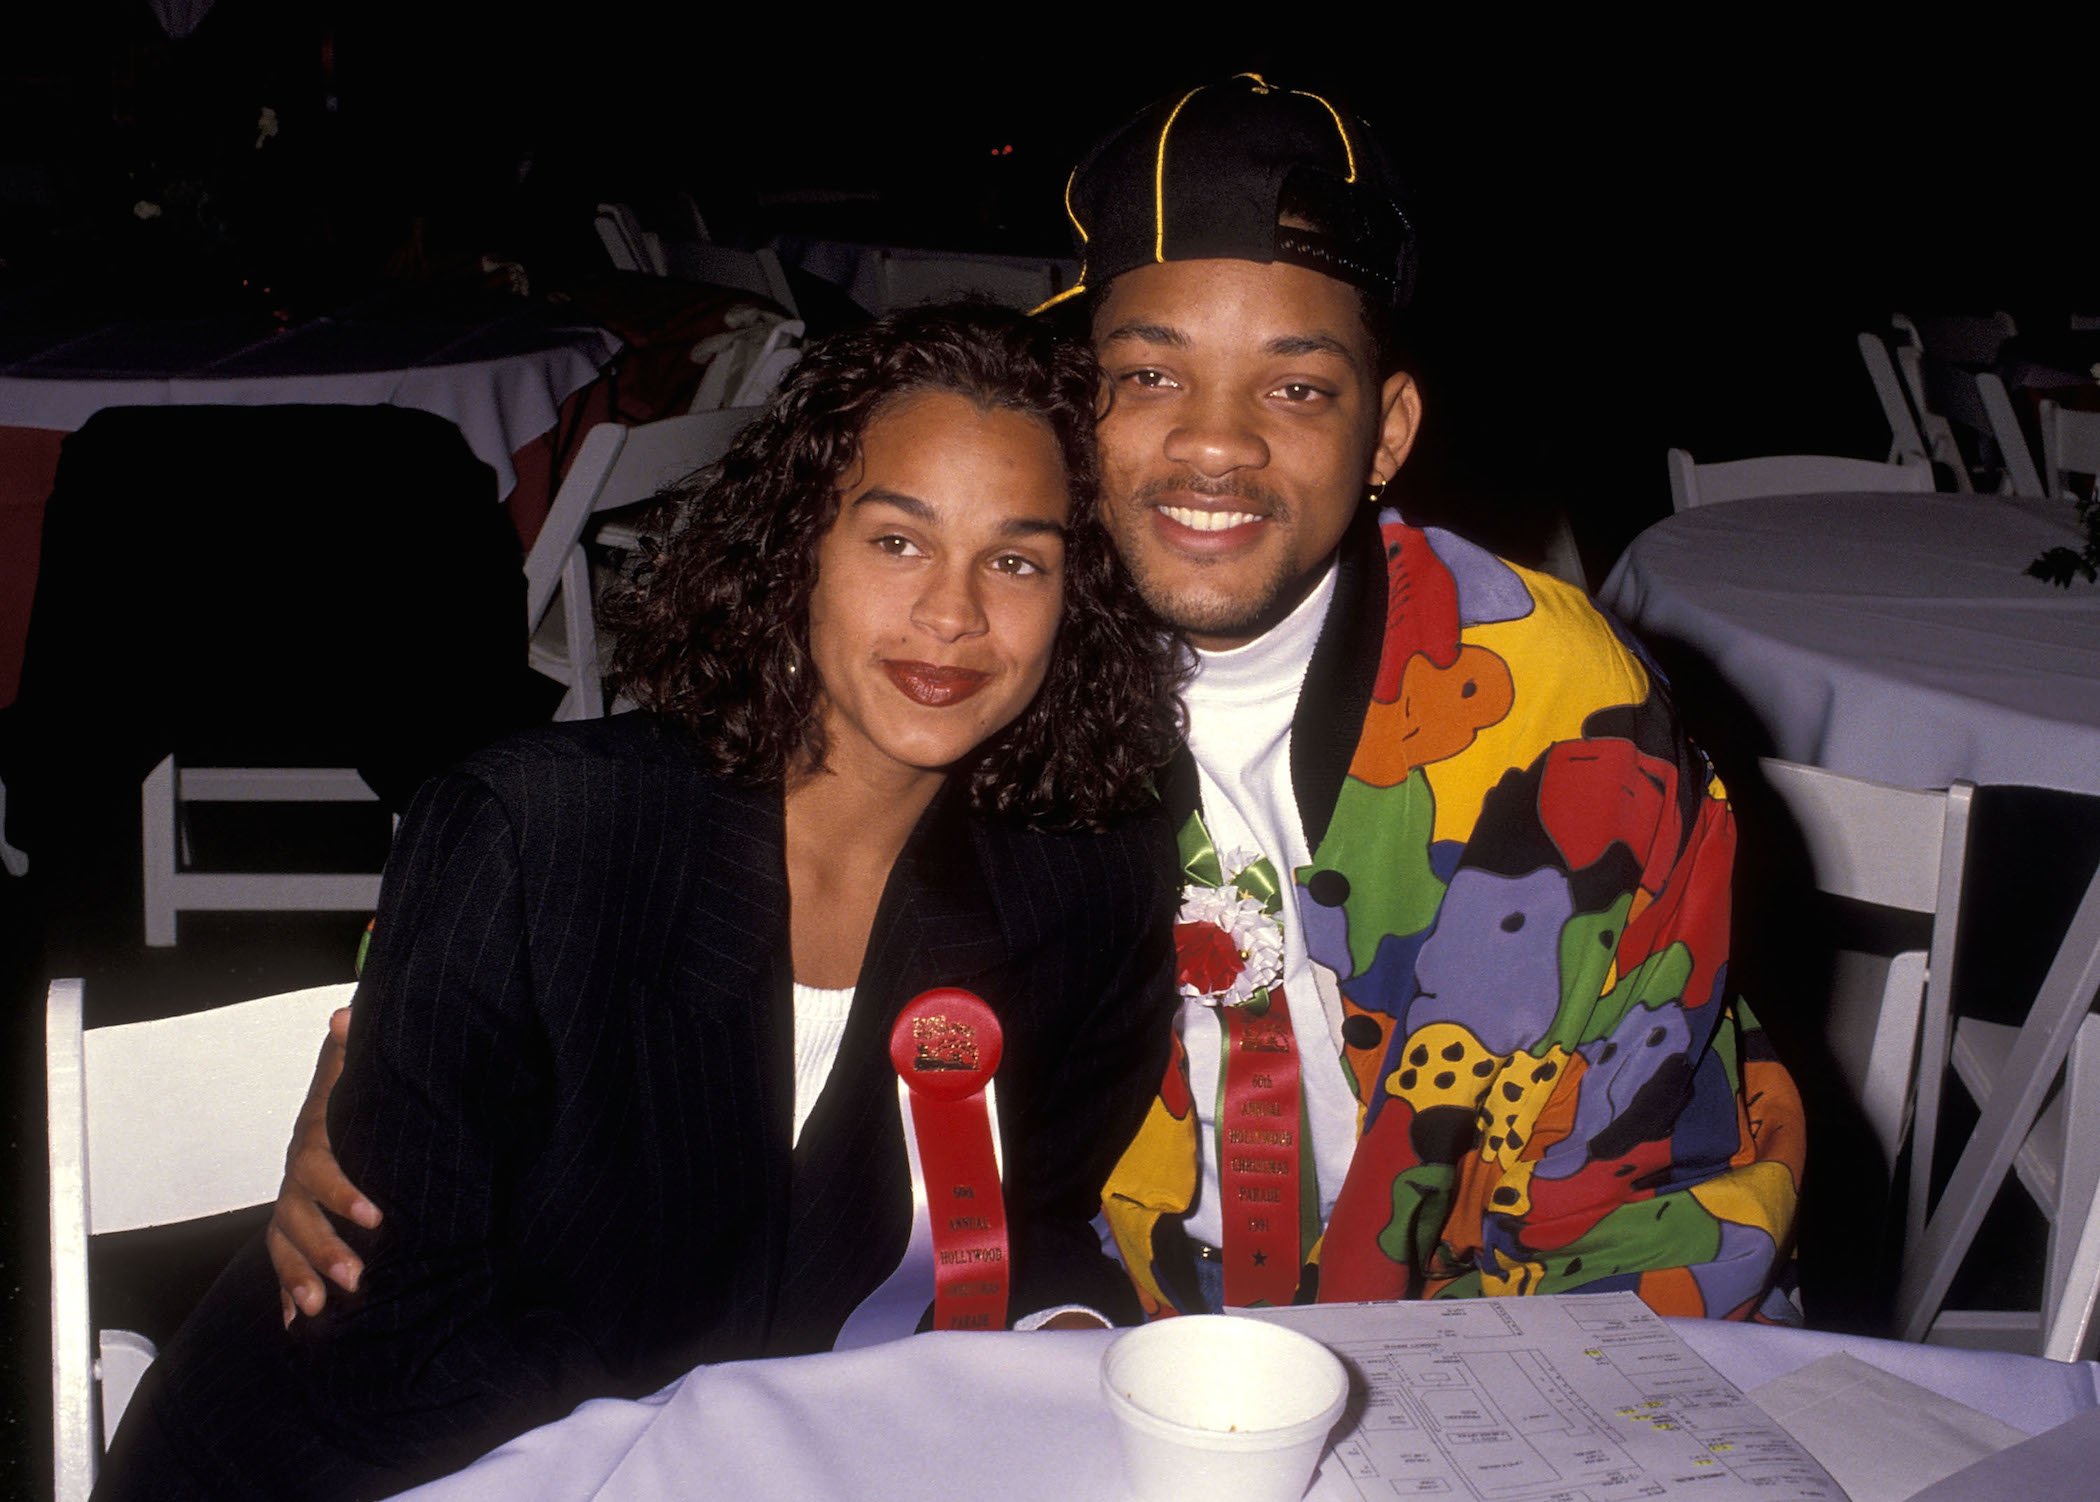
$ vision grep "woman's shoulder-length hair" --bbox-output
[604,300,1182,831]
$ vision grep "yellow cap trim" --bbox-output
[1062,165,1087,247]
[1152,85,1204,263]
[1290,87,1358,184]
[1031,282,1088,317]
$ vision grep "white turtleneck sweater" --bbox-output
[1177,563,1360,1248]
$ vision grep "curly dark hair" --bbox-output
[605,300,1183,830]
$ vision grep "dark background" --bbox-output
[9,12,2095,573]
[5,7,2097,1497]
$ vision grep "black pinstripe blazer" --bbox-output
[98,714,1178,1501]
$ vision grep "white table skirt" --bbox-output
[395,1322,2099,1502]
[1598,493,2100,796]
[0,308,620,500]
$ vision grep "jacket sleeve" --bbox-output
[1313,561,1806,1320]
[998,812,1183,1326]
[289,768,615,1488]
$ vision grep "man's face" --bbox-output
[1090,257,1420,650]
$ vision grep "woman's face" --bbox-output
[805,389,1071,791]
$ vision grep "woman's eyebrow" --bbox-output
[999,516,1069,540]
[852,490,1068,540]
[850,487,932,517]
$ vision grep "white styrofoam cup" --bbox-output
[1100,1315,1349,1502]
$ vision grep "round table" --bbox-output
[388,1318,2098,1501]
[1599,493,2100,796]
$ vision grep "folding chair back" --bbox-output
[1897,349,2042,496]
[1898,788,2100,1357]
[523,408,763,720]
[2040,400,2100,499]
[594,202,665,276]
[47,977,354,1501]
[11,404,528,947]
[1667,448,1933,511]
[1856,332,1930,465]
[688,315,804,411]
[1758,760,1972,1174]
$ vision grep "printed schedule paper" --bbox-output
[1244,1293,1847,1501]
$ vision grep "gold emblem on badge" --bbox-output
[912,1015,980,1072]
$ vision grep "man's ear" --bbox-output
[1368,371,1421,490]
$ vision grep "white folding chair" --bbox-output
[1666,448,1934,511]
[1894,349,2043,497]
[47,976,355,1502]
[1856,332,1932,466]
[594,201,665,276]
[662,243,799,317]
[1758,760,1973,1182]
[142,758,388,947]
[524,408,763,720]
[2039,399,2100,500]
[2044,1174,2100,1360]
[729,341,803,408]
[56,404,511,948]
[1898,847,2100,1355]
[687,312,805,412]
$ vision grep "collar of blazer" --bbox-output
[673,761,1014,1016]
[860,775,1013,1001]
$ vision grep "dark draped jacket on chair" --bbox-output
[2,403,543,957]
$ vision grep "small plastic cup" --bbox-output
[1099,1315,1349,1502]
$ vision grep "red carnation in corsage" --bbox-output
[1172,884,1284,1009]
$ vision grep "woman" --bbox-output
[97,303,1184,1500]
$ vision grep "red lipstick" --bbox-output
[882,660,991,707]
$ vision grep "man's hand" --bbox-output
[268,1007,382,1325]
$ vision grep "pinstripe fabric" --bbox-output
[97,714,1178,1501]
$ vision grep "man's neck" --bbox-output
[1187,558,1340,697]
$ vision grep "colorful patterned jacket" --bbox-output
[1102,507,1804,1321]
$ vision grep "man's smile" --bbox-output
[1131,472,1286,558]
[1157,504,1265,534]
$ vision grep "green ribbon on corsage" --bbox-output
[1178,808,1284,915]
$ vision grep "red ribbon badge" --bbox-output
[1219,987,1304,1307]
[890,988,1009,1333]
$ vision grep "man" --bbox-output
[273,73,1802,1326]
[1049,73,1800,1322]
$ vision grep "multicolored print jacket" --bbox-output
[1102,508,1805,1321]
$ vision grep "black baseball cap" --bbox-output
[1042,72,1416,314]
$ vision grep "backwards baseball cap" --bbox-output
[1042,72,1416,315]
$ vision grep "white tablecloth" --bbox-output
[396,1322,2099,1501]
[1598,493,2100,795]
[0,305,620,499]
